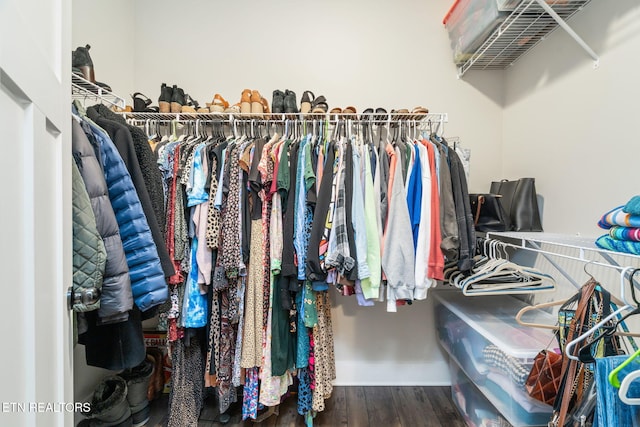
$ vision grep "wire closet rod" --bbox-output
[121,111,448,123]
[124,117,442,128]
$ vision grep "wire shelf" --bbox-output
[121,111,448,125]
[457,0,593,77]
[72,74,126,109]
[486,232,640,266]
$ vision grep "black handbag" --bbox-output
[490,178,543,232]
[469,194,510,232]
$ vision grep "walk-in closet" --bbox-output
[2,0,640,426]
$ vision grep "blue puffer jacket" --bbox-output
[83,118,168,312]
[72,118,131,322]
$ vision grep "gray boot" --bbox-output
[118,359,153,427]
[78,376,132,427]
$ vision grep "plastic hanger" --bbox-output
[565,266,636,361]
[610,348,640,388]
[618,369,640,404]
[516,299,565,330]
[458,239,555,294]
[578,268,640,362]
[515,262,631,329]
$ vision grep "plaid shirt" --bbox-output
[325,139,355,274]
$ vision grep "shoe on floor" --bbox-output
[77,376,132,427]
[118,359,153,427]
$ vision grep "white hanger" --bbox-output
[564,266,636,361]
[619,369,640,405]
[461,239,556,295]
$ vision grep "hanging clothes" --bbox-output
[123,114,473,425]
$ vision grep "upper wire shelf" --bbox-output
[72,74,126,109]
[121,111,448,126]
[486,232,640,268]
[457,0,593,77]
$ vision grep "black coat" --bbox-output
[86,105,174,279]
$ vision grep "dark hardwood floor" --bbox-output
[146,386,467,427]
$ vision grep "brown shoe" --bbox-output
[209,94,229,113]
[250,90,263,117]
[240,89,251,114]
[343,106,357,117]
[261,96,270,115]
[412,106,429,114]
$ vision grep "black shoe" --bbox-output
[170,85,185,113]
[300,90,314,113]
[184,94,200,110]
[158,83,173,103]
[158,83,173,113]
[284,90,298,114]
[272,90,285,114]
[132,93,158,113]
[132,93,151,112]
[72,44,95,82]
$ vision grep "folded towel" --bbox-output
[595,234,640,256]
[624,195,640,215]
[598,206,640,229]
[609,226,640,242]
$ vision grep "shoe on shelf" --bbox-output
[361,107,374,120]
[300,90,315,114]
[250,90,264,116]
[158,83,173,113]
[72,44,112,91]
[375,107,388,121]
[170,85,185,113]
[131,92,158,113]
[272,90,285,114]
[181,94,199,113]
[343,106,357,116]
[311,95,328,114]
[224,103,241,114]
[284,90,298,114]
[261,96,270,116]
[240,89,252,114]
[412,106,429,117]
[72,44,95,83]
[208,94,229,113]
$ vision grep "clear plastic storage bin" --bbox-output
[443,0,508,64]
[449,357,510,427]
[435,291,556,427]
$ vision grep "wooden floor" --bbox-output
[146,386,467,427]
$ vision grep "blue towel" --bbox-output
[624,195,640,216]
[598,206,640,229]
[595,234,640,256]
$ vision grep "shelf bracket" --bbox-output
[533,0,599,65]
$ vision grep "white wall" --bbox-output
[129,0,504,192]
[502,0,640,236]
[73,0,506,386]
[72,0,135,102]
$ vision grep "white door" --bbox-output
[0,0,73,426]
